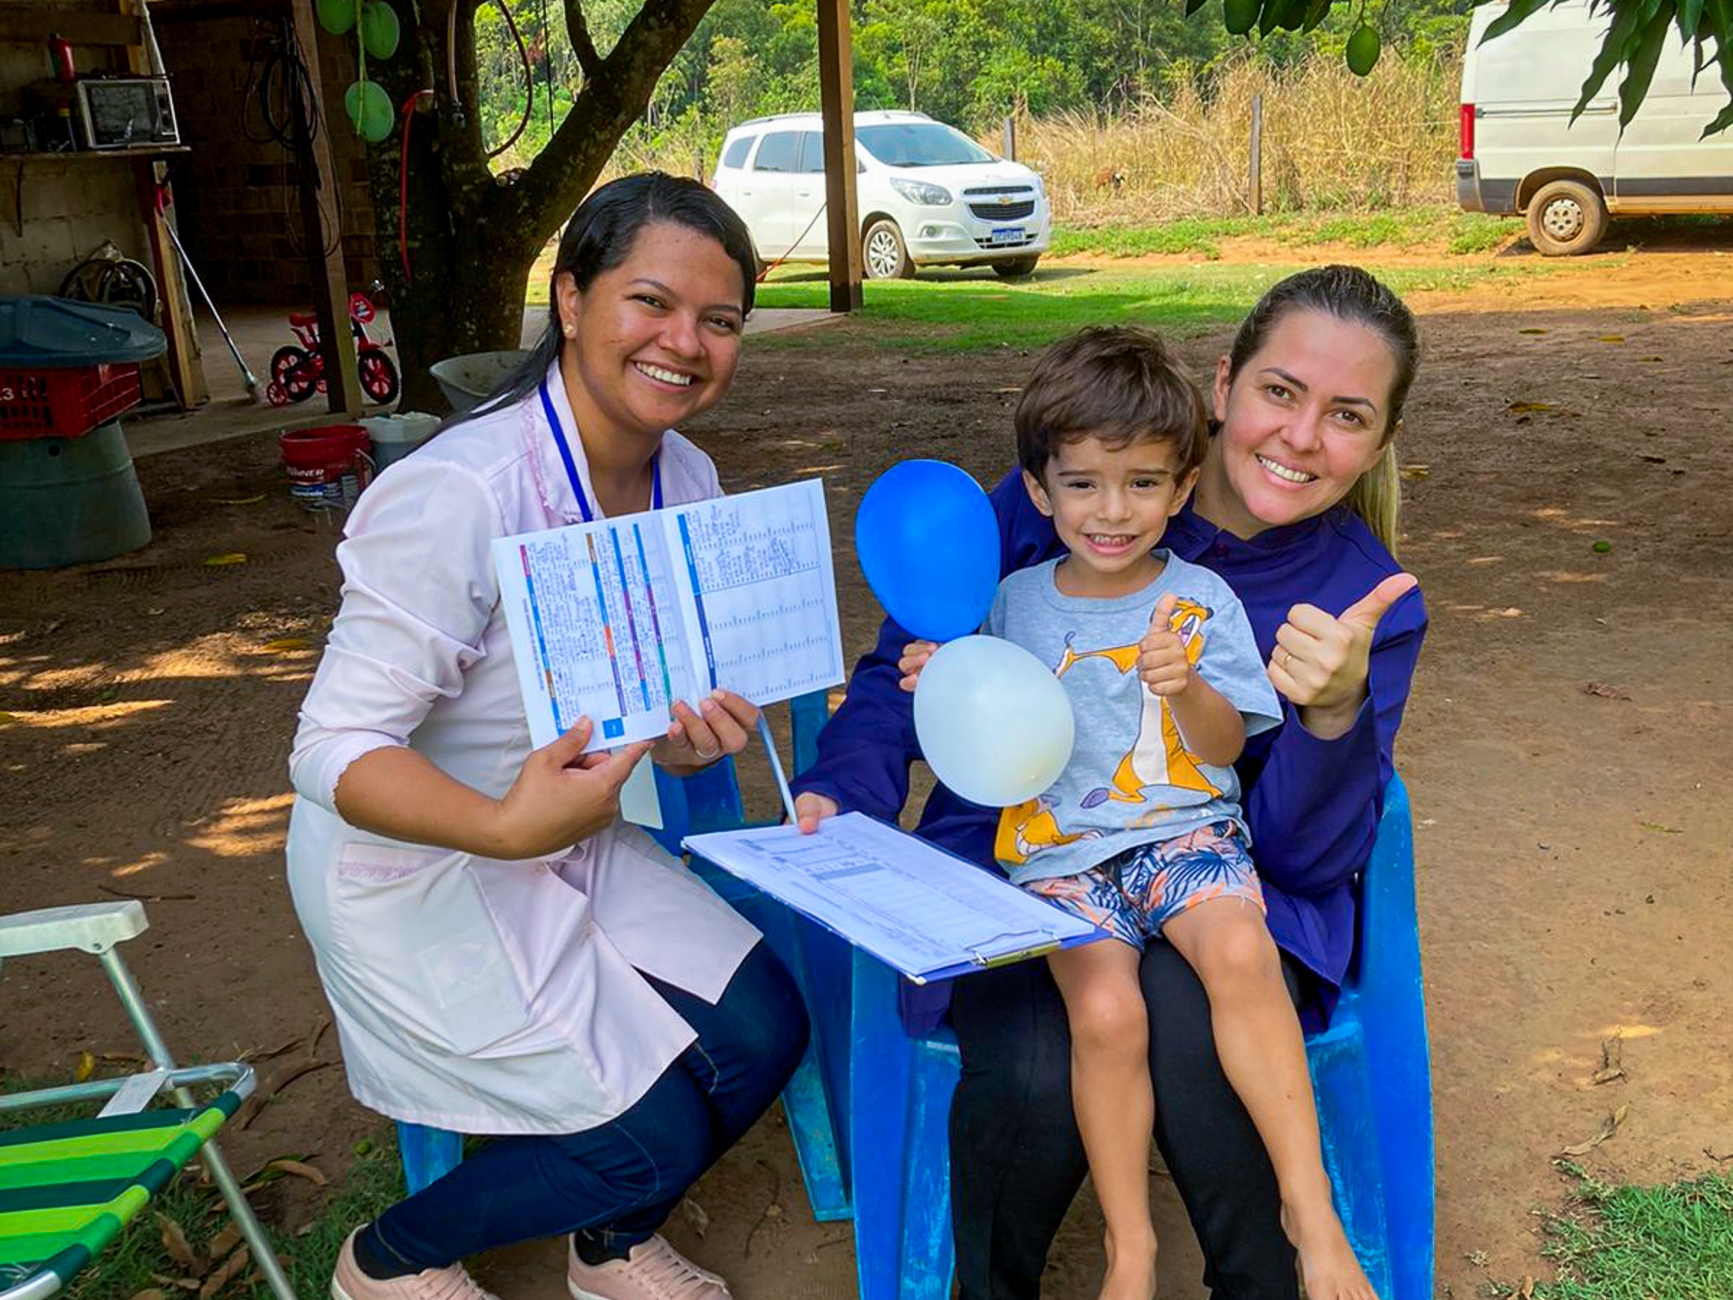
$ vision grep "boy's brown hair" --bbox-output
[1014,326,1209,478]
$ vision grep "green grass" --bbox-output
[1511,1165,1733,1300]
[1048,207,1523,260]
[751,258,1548,353]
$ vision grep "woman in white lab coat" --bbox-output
[286,174,809,1300]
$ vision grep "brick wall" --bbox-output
[153,4,382,306]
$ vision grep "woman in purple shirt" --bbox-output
[792,266,1427,1299]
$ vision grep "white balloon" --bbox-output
[913,635,1075,808]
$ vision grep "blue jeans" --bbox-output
[370,941,809,1272]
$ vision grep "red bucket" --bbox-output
[280,424,373,512]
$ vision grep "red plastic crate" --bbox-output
[0,363,141,440]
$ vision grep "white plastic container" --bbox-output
[361,412,441,470]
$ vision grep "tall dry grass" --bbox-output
[1019,50,1461,225]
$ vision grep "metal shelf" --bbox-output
[0,145,190,163]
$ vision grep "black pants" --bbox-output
[948,939,1303,1300]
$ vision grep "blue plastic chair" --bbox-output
[831,774,1434,1300]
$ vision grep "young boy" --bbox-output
[902,327,1378,1300]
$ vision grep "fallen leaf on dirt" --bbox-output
[1506,400,1556,414]
[207,1222,243,1259]
[265,1158,327,1186]
[262,638,311,652]
[1581,682,1630,700]
[1597,334,1625,343]
[1592,1032,1625,1085]
[236,1058,332,1129]
[156,1214,203,1273]
[129,1290,169,1300]
[1638,821,1683,835]
[213,494,266,506]
[1517,327,1548,334]
[202,553,248,567]
[1558,1104,1629,1156]
[75,1051,96,1082]
[151,1276,201,1294]
[1400,464,1431,480]
[198,1245,250,1299]
[1519,1277,1535,1299]
[680,1196,710,1239]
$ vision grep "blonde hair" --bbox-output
[1344,440,1402,556]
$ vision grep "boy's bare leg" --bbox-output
[1162,899,1378,1300]
[1048,941,1159,1300]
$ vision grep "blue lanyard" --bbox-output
[539,379,661,522]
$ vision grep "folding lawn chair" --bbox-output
[0,902,297,1300]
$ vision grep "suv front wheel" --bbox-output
[992,256,1040,279]
[864,219,914,279]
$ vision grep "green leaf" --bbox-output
[1301,0,1334,32]
[1619,6,1675,128]
[1481,0,1552,45]
[1185,0,1210,17]
[1677,0,1706,38]
[1573,0,1644,120]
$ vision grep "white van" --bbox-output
[1457,0,1733,254]
[712,110,1051,279]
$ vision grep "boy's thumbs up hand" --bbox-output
[1138,591,1195,697]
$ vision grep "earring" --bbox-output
[563,324,576,338]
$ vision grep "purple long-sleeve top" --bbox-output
[794,470,1428,1033]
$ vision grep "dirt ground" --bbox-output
[3,235,1731,1300]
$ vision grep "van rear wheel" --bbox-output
[1525,179,1608,256]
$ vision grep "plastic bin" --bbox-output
[0,363,142,440]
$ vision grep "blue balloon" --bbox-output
[855,460,1000,642]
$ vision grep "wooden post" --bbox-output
[117,0,205,408]
[1249,93,1264,217]
[287,0,365,415]
[1002,115,1016,162]
[816,0,862,313]
[134,161,208,408]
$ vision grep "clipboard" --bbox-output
[682,813,1107,984]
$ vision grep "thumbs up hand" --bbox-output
[1269,572,1418,733]
[1138,592,1196,698]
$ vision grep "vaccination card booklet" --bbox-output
[683,813,1105,983]
[492,478,845,752]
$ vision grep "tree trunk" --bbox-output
[353,0,722,412]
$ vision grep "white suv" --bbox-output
[712,110,1051,279]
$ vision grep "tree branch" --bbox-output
[508,0,720,232]
[563,0,604,81]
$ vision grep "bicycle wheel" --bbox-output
[359,351,400,405]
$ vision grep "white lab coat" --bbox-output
[286,368,761,1136]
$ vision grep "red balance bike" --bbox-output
[266,284,401,407]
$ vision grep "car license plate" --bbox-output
[989,226,1024,245]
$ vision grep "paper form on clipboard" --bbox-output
[683,812,1105,983]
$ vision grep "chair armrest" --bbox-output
[1353,774,1420,1003]
[0,900,148,958]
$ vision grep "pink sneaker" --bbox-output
[330,1227,501,1300]
[567,1235,732,1300]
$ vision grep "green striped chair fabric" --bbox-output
[0,1090,241,1299]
